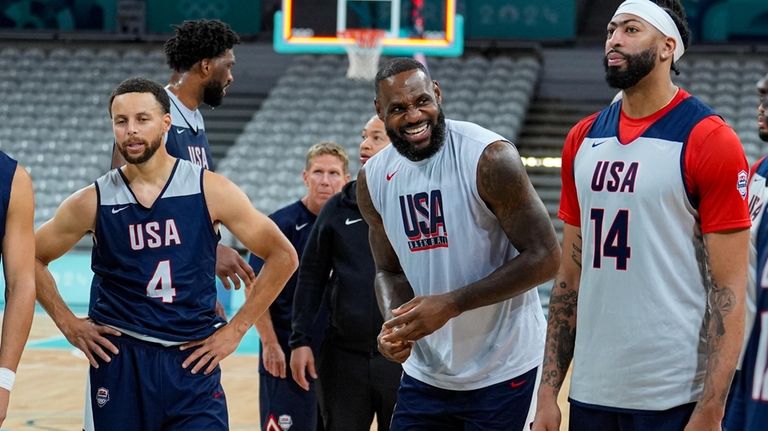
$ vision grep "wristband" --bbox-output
[0,368,15,391]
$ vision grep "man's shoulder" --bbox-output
[445,119,505,144]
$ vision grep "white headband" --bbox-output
[613,0,685,62]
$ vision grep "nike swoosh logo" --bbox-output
[295,223,309,231]
[510,379,527,389]
[591,139,610,148]
[176,129,185,134]
[111,206,130,214]
[386,170,398,181]
[345,218,363,225]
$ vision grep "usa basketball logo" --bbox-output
[399,190,448,252]
[96,387,110,408]
[278,415,293,430]
[737,169,748,199]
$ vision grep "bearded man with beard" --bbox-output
[111,20,256,319]
[34,78,298,431]
[532,1,751,431]
[357,57,560,430]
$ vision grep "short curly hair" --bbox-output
[164,19,240,72]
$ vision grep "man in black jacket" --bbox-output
[289,115,401,430]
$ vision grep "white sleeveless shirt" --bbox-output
[365,119,545,390]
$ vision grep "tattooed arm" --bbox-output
[684,229,748,431]
[379,141,561,344]
[531,222,582,431]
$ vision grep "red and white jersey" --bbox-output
[365,119,545,390]
[560,90,750,410]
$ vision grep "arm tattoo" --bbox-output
[709,282,735,338]
[697,280,737,407]
[571,234,582,268]
[541,281,578,393]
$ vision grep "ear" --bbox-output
[433,80,442,104]
[374,98,384,120]
[660,36,676,62]
[199,58,212,78]
[162,113,172,133]
[302,169,310,187]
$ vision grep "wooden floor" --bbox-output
[4,313,262,430]
[2,313,571,430]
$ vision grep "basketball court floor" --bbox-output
[2,312,571,430]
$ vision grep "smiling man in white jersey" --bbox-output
[532,1,750,430]
[35,77,298,431]
[357,58,560,430]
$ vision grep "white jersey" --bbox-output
[564,96,750,410]
[365,119,545,390]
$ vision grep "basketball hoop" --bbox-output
[341,29,385,81]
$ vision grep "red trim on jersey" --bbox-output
[685,116,751,233]
[558,112,599,227]
[559,90,751,233]
[618,89,688,144]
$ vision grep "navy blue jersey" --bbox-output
[742,157,768,430]
[89,160,224,341]
[249,200,316,353]
[165,88,214,171]
[0,151,17,248]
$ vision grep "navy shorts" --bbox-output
[390,367,537,431]
[260,368,321,430]
[84,335,228,431]
[569,399,695,431]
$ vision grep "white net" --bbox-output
[343,30,385,81]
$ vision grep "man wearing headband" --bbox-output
[532,1,750,430]
[723,73,768,430]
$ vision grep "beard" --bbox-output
[604,46,657,89]
[203,79,225,107]
[387,108,446,162]
[760,128,768,142]
[119,134,162,165]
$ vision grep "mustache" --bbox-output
[606,49,627,59]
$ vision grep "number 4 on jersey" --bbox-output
[590,208,631,270]
[147,260,176,303]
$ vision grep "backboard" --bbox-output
[274,0,463,56]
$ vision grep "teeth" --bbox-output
[405,123,428,135]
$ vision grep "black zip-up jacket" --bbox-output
[289,180,382,355]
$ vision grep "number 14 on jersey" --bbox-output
[590,208,631,270]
